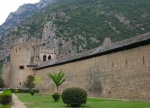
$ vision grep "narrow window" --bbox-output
[43,55,46,61]
[48,55,51,60]
[143,56,145,64]
[126,60,128,66]
[20,82,21,85]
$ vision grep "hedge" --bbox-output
[0,89,12,105]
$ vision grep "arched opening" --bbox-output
[48,55,51,60]
[43,55,46,61]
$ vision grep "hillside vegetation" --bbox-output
[21,0,150,49]
[0,0,149,59]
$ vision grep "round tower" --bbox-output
[9,42,35,88]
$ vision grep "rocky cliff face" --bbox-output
[0,0,149,62]
[0,0,54,36]
[0,0,55,61]
[41,21,76,57]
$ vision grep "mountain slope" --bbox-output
[0,0,149,61]
[0,0,54,37]
[21,0,150,51]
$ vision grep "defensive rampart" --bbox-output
[36,34,150,100]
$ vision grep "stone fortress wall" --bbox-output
[36,40,150,100]
[2,33,150,100]
[2,62,11,87]
[2,40,57,88]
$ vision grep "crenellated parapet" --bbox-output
[40,47,55,54]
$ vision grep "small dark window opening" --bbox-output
[126,60,128,66]
[19,66,24,69]
[43,43,46,46]
[43,55,46,61]
[20,82,21,85]
[112,62,113,67]
[143,56,145,64]
[48,55,51,60]
[33,46,35,50]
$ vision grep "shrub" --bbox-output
[0,89,12,105]
[47,69,65,93]
[47,69,65,102]
[52,93,60,102]
[9,88,39,93]
[14,90,19,93]
[30,90,35,96]
[62,87,87,107]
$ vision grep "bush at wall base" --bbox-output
[62,87,87,107]
[52,93,60,102]
[0,89,12,105]
[9,88,39,93]
[14,89,19,93]
[30,90,35,96]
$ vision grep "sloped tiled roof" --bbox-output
[36,32,150,70]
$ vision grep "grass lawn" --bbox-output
[15,93,150,108]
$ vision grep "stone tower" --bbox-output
[38,47,57,64]
[103,37,112,46]
[2,38,57,88]
[9,42,37,88]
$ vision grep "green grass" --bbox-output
[15,93,150,108]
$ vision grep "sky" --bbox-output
[0,0,40,25]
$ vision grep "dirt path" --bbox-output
[11,94,27,108]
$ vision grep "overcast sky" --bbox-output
[0,0,40,25]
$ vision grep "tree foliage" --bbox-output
[33,75,41,86]
[23,75,35,89]
[47,69,65,93]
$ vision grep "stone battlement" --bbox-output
[40,48,55,54]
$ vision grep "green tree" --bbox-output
[23,75,35,89]
[33,75,41,88]
[47,69,65,93]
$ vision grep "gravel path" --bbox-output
[11,94,27,108]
